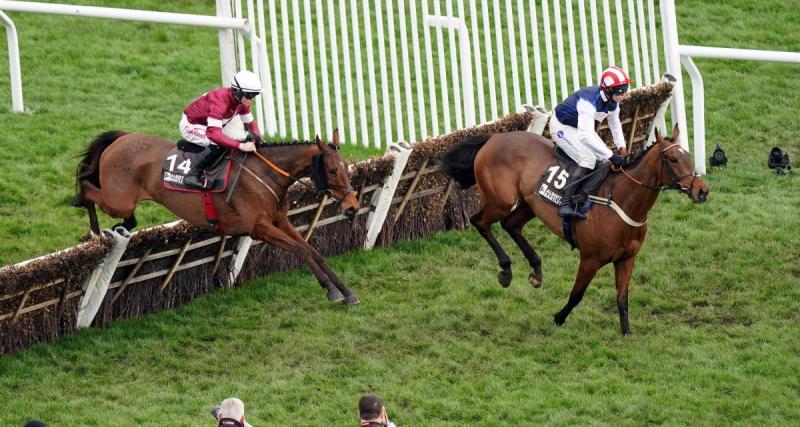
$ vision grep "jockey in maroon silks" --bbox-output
[179,70,264,189]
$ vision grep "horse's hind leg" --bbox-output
[501,203,543,288]
[113,214,137,232]
[470,204,514,287]
[79,179,139,233]
[77,180,103,235]
[86,204,101,236]
[554,257,601,327]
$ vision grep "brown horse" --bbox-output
[72,130,361,304]
[442,125,709,334]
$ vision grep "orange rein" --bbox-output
[252,150,291,177]
[617,142,682,188]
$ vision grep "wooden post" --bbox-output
[393,158,429,222]
[350,175,369,228]
[212,236,230,275]
[304,195,329,241]
[440,178,455,209]
[112,247,152,303]
[11,288,31,323]
[160,240,192,292]
[628,106,641,149]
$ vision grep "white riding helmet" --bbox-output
[231,70,262,100]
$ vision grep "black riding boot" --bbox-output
[183,145,226,189]
[558,164,591,219]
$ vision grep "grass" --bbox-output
[0,0,799,425]
[0,216,798,425]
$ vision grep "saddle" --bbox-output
[535,147,610,208]
[161,140,233,193]
[536,147,612,250]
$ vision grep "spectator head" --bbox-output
[219,397,245,422]
[359,394,384,421]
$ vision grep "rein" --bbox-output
[596,142,697,227]
[249,147,355,203]
[617,142,698,194]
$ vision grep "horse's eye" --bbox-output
[669,157,678,163]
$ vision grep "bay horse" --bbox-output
[442,125,709,334]
[72,130,361,304]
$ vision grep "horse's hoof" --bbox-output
[528,271,542,288]
[343,294,360,305]
[326,288,344,302]
[553,313,566,326]
[498,270,512,288]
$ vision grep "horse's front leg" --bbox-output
[613,256,637,335]
[277,216,359,305]
[252,220,347,304]
[554,257,602,327]
[500,203,543,288]
[470,205,514,287]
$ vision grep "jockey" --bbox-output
[550,66,630,219]
[180,70,264,189]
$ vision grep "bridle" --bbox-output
[251,146,355,203]
[618,142,698,195]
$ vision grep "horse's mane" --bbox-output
[260,140,316,147]
[625,135,670,168]
[259,140,339,150]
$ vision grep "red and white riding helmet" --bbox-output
[599,66,630,96]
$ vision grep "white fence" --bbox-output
[2,0,799,171]
[243,0,670,147]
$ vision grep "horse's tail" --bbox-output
[442,133,492,189]
[71,130,127,207]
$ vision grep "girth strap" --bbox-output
[201,190,224,234]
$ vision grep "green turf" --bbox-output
[0,0,799,425]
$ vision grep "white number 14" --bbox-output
[166,155,192,175]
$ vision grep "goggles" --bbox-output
[609,84,629,95]
[242,91,259,100]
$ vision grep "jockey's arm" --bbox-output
[606,105,627,153]
[206,117,243,150]
[240,111,265,145]
[576,99,613,160]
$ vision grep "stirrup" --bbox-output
[558,204,586,220]
[184,173,207,189]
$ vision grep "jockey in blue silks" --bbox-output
[550,66,631,219]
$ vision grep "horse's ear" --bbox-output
[654,128,661,142]
[332,129,340,146]
[315,134,325,152]
[672,123,680,142]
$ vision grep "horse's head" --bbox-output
[654,124,709,203]
[313,129,360,218]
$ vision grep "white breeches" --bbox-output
[179,114,212,146]
[549,115,613,169]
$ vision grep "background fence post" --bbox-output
[76,227,131,328]
[363,141,412,250]
[228,236,253,285]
